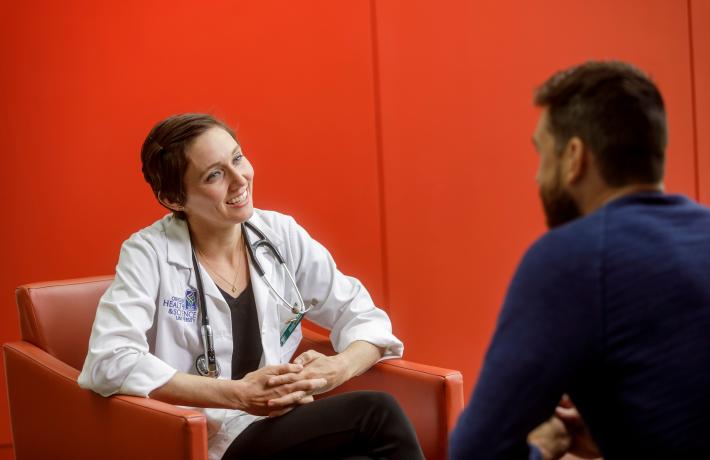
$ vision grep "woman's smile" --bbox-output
[227,189,249,207]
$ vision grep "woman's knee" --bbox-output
[338,391,402,415]
[347,391,423,459]
[336,391,410,430]
[362,391,402,413]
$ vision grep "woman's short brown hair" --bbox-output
[141,113,237,219]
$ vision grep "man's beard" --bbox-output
[539,179,582,229]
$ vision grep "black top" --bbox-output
[218,284,263,380]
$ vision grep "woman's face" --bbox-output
[181,126,254,229]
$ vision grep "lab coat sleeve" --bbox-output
[78,233,177,397]
[282,216,403,360]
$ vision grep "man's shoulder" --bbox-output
[526,213,604,264]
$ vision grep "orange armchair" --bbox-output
[4,277,463,460]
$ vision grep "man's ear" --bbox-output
[158,193,184,212]
[562,136,587,185]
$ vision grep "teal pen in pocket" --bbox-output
[281,312,305,346]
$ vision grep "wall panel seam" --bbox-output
[369,0,391,308]
[687,0,700,201]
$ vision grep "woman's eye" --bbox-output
[206,171,222,182]
[232,154,243,165]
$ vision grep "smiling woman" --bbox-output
[77,113,424,460]
[168,128,255,230]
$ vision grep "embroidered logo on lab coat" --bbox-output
[161,289,198,323]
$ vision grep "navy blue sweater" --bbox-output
[450,193,710,459]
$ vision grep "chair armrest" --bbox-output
[3,341,208,460]
[299,327,464,460]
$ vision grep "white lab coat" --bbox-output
[78,209,403,460]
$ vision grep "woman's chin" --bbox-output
[226,205,254,223]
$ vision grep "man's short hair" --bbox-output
[534,61,667,186]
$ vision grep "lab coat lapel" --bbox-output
[164,216,205,305]
[165,216,231,314]
[197,263,228,306]
[183,252,229,335]
[245,214,289,365]
[164,215,192,269]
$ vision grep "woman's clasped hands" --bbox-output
[231,349,352,417]
[229,363,328,417]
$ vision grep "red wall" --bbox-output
[375,0,698,396]
[1,0,707,455]
[0,1,385,453]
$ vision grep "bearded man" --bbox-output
[449,61,710,460]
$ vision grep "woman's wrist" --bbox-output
[220,378,248,410]
[338,340,383,380]
[329,353,354,385]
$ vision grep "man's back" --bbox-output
[450,192,710,459]
[571,192,710,456]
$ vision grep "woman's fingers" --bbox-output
[267,372,301,386]
[266,378,327,407]
[267,363,303,375]
[238,367,326,416]
[267,390,308,408]
[293,349,325,366]
[258,363,305,386]
[280,378,327,395]
[266,352,331,386]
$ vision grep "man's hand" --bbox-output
[555,396,601,458]
[528,416,571,460]
[228,363,327,417]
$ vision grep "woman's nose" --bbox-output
[227,165,248,185]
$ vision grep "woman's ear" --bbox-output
[158,193,184,212]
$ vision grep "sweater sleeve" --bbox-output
[449,229,603,460]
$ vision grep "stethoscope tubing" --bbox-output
[191,220,309,378]
[243,222,305,315]
[191,247,219,377]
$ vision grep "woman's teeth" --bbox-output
[227,190,248,204]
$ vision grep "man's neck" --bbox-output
[581,182,664,216]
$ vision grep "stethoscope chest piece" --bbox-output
[196,353,221,378]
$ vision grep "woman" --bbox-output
[78,113,423,460]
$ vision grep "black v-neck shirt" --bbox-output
[217,284,263,380]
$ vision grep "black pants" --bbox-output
[222,391,424,460]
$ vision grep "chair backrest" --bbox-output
[15,276,113,370]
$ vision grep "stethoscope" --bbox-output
[192,221,312,378]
